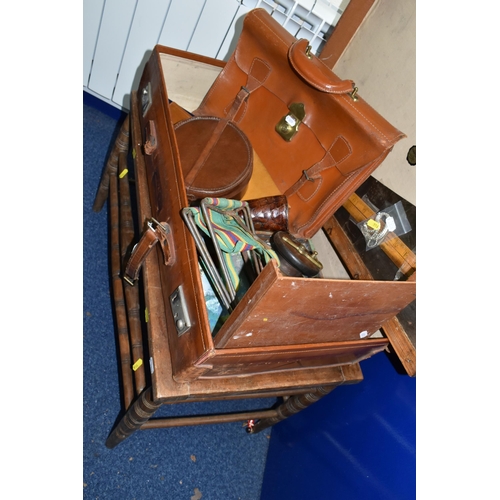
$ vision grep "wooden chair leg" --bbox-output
[105,387,162,449]
[118,151,146,395]
[110,165,135,409]
[93,116,130,213]
[248,386,335,433]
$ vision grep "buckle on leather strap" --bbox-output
[302,169,316,182]
[123,218,174,285]
[146,218,174,267]
[147,217,165,232]
[123,274,135,286]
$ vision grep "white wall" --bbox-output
[332,0,416,206]
[83,0,347,111]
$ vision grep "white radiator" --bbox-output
[83,0,350,111]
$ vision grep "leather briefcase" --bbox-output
[130,10,416,383]
[194,9,405,238]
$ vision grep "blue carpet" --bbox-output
[83,92,273,499]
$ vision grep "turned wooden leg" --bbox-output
[248,386,335,433]
[106,387,162,449]
[118,151,146,395]
[93,116,130,212]
[110,166,135,409]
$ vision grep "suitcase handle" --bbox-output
[288,39,356,95]
[123,219,175,285]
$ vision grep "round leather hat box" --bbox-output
[174,116,253,201]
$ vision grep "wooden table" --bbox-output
[93,100,365,449]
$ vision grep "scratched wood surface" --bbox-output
[216,260,415,348]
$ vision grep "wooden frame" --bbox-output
[319,0,417,376]
[319,0,378,68]
[93,107,366,449]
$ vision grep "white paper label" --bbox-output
[386,216,396,232]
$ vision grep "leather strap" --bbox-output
[184,116,231,187]
[225,57,271,121]
[284,136,353,198]
[185,59,270,187]
[284,153,334,198]
[123,219,174,285]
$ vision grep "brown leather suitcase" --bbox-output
[131,10,416,383]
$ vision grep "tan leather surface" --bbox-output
[132,39,415,383]
[174,116,253,200]
[168,101,191,123]
[194,8,405,238]
[241,150,280,200]
[213,259,416,349]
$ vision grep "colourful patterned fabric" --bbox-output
[187,198,279,289]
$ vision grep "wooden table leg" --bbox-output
[118,151,146,396]
[248,386,335,434]
[105,387,162,449]
[109,164,135,409]
[93,116,130,212]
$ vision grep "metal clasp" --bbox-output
[170,285,192,336]
[276,103,306,142]
[123,274,135,286]
[281,235,323,270]
[147,218,174,267]
[147,217,166,232]
[302,170,315,182]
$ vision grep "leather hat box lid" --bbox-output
[174,115,253,201]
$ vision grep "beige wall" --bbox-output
[333,0,416,205]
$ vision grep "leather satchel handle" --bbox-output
[288,39,355,95]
